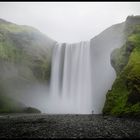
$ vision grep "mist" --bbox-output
[0,2,140,114]
[0,2,140,43]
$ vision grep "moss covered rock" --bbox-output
[0,19,55,82]
[103,19,140,117]
[0,18,55,113]
[23,107,41,113]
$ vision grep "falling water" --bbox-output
[47,41,93,114]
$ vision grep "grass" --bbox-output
[103,25,140,117]
[0,19,51,113]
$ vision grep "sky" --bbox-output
[0,2,140,43]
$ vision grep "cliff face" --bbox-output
[1,16,140,114]
[0,18,56,82]
[0,19,56,113]
[103,16,140,117]
[89,21,126,113]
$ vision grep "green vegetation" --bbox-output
[0,95,41,113]
[0,95,24,113]
[0,19,53,113]
[103,25,140,117]
[0,83,24,113]
[0,19,52,82]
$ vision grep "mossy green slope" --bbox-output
[0,83,40,113]
[0,83,24,113]
[0,19,55,113]
[103,24,140,117]
[0,19,55,82]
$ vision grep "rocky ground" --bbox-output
[0,114,139,138]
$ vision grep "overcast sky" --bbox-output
[0,2,140,43]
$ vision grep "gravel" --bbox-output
[0,114,139,138]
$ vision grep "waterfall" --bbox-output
[47,41,93,114]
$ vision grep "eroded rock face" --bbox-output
[103,16,140,117]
